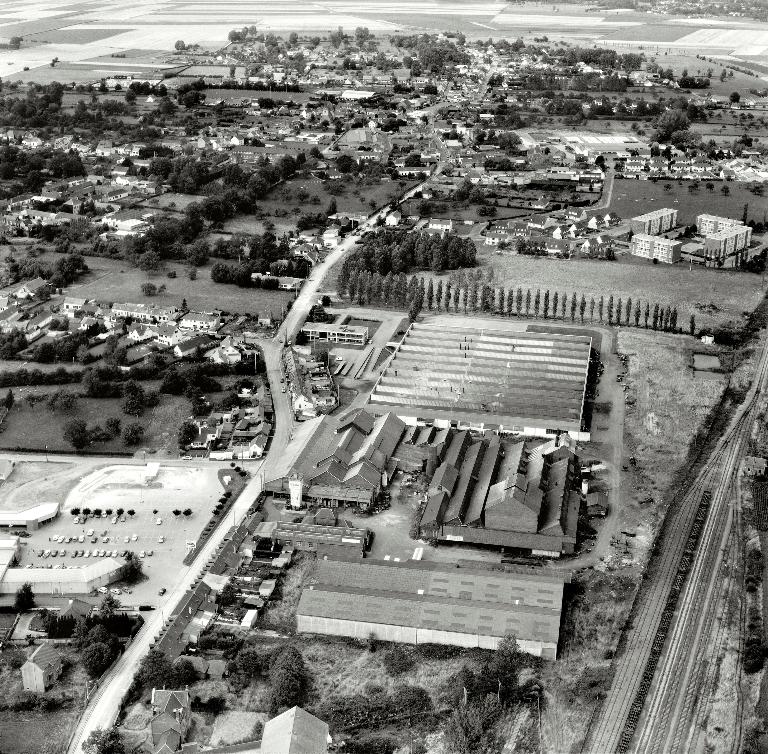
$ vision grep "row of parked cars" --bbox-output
[36,548,130,558]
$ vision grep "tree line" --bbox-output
[344,273,692,334]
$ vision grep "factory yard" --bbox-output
[2,462,224,605]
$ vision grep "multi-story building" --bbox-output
[301,322,369,345]
[630,208,678,235]
[630,234,682,264]
[703,225,752,263]
[696,213,742,235]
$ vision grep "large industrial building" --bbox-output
[419,434,581,556]
[266,408,406,509]
[0,536,125,595]
[629,208,678,235]
[629,234,682,264]
[297,558,570,657]
[367,323,592,440]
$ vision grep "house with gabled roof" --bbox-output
[150,688,191,753]
[22,642,63,692]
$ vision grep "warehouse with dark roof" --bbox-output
[297,558,569,658]
[420,434,582,557]
[368,323,592,440]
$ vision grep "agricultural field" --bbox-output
[437,249,765,332]
[608,179,768,227]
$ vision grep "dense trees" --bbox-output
[338,231,476,298]
[14,582,35,611]
[268,645,309,714]
[82,728,125,754]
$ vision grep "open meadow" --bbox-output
[63,255,294,319]
[0,384,189,455]
[609,179,768,227]
[449,250,766,332]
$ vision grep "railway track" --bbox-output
[586,334,768,753]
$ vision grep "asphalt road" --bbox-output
[65,181,423,754]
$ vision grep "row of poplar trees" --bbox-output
[344,270,693,334]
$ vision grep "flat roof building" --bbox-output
[0,502,59,530]
[703,224,752,264]
[630,208,678,236]
[301,322,369,345]
[0,557,125,595]
[696,213,742,235]
[297,558,570,658]
[630,234,682,264]
[368,323,592,440]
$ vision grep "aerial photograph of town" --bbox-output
[0,0,768,752]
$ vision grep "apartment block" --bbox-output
[629,208,678,235]
[630,233,682,264]
[703,225,752,262]
[696,213,742,235]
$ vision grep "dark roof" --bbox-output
[298,558,568,644]
[27,642,61,670]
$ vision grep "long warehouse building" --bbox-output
[368,323,592,440]
[297,558,570,657]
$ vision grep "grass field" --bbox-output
[256,176,413,220]
[0,386,189,455]
[458,250,765,331]
[619,329,730,505]
[65,256,294,318]
[0,648,88,754]
[608,179,768,227]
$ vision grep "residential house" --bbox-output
[150,688,191,754]
[62,297,87,317]
[178,311,221,333]
[205,344,242,365]
[174,335,218,359]
[260,706,330,754]
[15,277,49,299]
[21,643,63,692]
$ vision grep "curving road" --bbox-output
[65,181,423,754]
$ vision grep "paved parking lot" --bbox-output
[11,464,225,605]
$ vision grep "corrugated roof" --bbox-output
[369,323,590,432]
